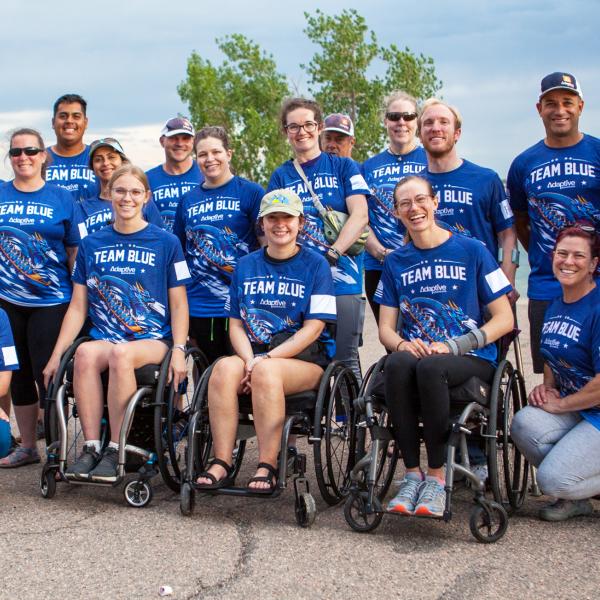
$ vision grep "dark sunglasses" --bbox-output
[9,147,43,157]
[386,111,418,122]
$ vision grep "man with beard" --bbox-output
[507,73,600,374]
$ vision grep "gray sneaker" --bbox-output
[414,479,446,518]
[65,444,101,479]
[89,447,119,482]
[539,498,594,522]
[387,476,422,514]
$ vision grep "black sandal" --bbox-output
[196,458,234,490]
[247,462,278,495]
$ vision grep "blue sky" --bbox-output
[1,0,598,179]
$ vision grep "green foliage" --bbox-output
[302,9,442,161]
[178,34,291,186]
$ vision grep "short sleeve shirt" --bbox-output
[45,146,97,198]
[0,308,18,371]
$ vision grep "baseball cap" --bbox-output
[259,189,304,217]
[88,137,127,168]
[323,113,354,137]
[160,116,195,137]
[539,72,583,100]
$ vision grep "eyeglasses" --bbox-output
[386,112,418,122]
[396,194,433,212]
[112,187,146,200]
[9,147,43,157]
[284,121,318,134]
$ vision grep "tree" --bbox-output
[302,9,441,161]
[178,34,291,186]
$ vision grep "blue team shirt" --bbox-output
[0,308,18,371]
[174,176,263,318]
[361,147,427,271]
[146,162,203,232]
[375,234,512,364]
[268,153,370,296]
[507,134,600,300]
[0,182,82,306]
[426,160,514,258]
[540,285,600,431]
[45,146,97,198]
[72,224,191,343]
[77,194,164,235]
[226,246,337,359]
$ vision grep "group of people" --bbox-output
[0,70,598,522]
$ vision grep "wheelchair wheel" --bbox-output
[295,492,317,528]
[124,479,153,508]
[154,347,209,493]
[313,362,359,506]
[180,482,195,516]
[487,360,529,512]
[344,491,383,533]
[40,466,57,499]
[469,501,508,543]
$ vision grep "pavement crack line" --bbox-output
[187,510,257,600]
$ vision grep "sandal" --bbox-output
[247,462,278,495]
[196,458,234,489]
[0,446,40,468]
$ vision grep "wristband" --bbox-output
[443,328,487,356]
[395,339,406,352]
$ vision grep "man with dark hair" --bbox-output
[508,72,600,374]
[321,113,355,159]
[46,93,96,198]
[146,116,202,232]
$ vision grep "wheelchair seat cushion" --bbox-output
[238,390,317,414]
[448,376,491,407]
[65,361,161,387]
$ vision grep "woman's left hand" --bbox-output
[540,393,565,414]
[168,349,187,390]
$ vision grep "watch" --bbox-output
[173,344,186,353]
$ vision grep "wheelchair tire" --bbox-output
[180,482,195,516]
[154,347,209,493]
[313,362,359,506]
[487,360,529,513]
[40,466,57,499]
[469,501,508,543]
[295,492,317,528]
[124,479,153,508]
[344,491,383,533]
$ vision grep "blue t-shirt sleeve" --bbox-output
[489,174,514,232]
[65,194,85,246]
[266,168,283,193]
[0,308,18,371]
[340,157,370,198]
[374,258,398,307]
[476,243,512,305]
[507,157,527,212]
[166,236,192,288]
[226,267,241,319]
[144,199,165,229]
[72,239,87,284]
[306,256,337,322]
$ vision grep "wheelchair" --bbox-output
[40,337,208,507]
[344,330,529,543]
[179,357,359,527]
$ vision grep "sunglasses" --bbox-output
[386,111,418,122]
[9,147,43,157]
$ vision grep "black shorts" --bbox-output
[189,316,232,365]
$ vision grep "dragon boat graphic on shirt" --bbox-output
[529,191,600,256]
[399,296,478,343]
[87,273,165,338]
[541,350,590,397]
[239,303,296,344]
[0,226,62,300]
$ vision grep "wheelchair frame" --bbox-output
[179,358,359,527]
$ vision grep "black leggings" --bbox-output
[364,269,383,324]
[384,351,495,470]
[189,316,232,365]
[0,300,69,408]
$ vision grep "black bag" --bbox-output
[268,331,324,363]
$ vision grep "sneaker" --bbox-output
[472,463,488,485]
[89,447,119,482]
[539,498,594,522]
[387,475,423,514]
[65,444,101,479]
[414,479,446,518]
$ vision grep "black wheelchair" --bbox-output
[40,337,208,507]
[179,358,359,527]
[344,330,529,543]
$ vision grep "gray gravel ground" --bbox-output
[1,300,598,600]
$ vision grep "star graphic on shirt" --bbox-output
[582,181,587,186]
[563,343,568,348]
[250,300,255,305]
[141,269,145,273]
[459,209,464,214]
[40,219,45,223]
[453,285,458,290]
[292,302,296,307]
[411,289,415,294]
[537,185,542,191]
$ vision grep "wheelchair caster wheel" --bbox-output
[124,480,153,508]
[180,482,195,516]
[40,467,57,499]
[344,491,383,533]
[295,492,316,528]
[469,501,508,543]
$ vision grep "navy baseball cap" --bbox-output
[161,116,195,137]
[323,113,355,136]
[539,72,583,100]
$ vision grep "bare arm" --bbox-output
[365,226,390,261]
[66,246,78,273]
[542,372,600,414]
[479,294,514,345]
[514,211,530,252]
[265,319,325,359]
[330,194,368,255]
[229,318,254,363]
[497,226,519,302]
[167,285,190,388]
